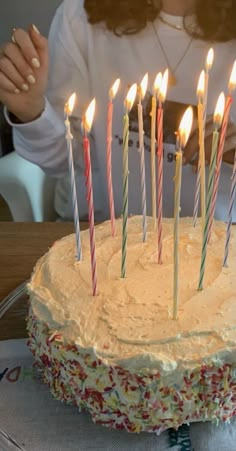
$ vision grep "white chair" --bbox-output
[0,151,57,221]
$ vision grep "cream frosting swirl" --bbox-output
[28,217,236,373]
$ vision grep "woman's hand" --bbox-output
[183,115,236,168]
[0,25,48,123]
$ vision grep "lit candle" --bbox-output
[150,72,162,229]
[203,48,214,127]
[82,98,98,296]
[208,60,236,242]
[138,73,148,242]
[157,69,168,264]
[173,106,193,320]
[107,78,120,237]
[223,149,236,267]
[64,93,82,261]
[198,92,225,290]
[193,70,206,232]
[121,83,137,278]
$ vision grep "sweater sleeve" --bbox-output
[5,0,90,178]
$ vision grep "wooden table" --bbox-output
[0,222,75,340]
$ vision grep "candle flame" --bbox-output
[214,92,225,128]
[83,98,96,133]
[206,48,214,71]
[228,60,236,92]
[159,68,168,103]
[178,106,193,148]
[197,70,205,98]
[140,73,148,99]
[153,72,162,95]
[109,78,120,99]
[65,92,76,116]
[125,83,137,112]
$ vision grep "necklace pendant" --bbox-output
[168,70,177,87]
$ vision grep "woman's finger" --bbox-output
[11,28,41,70]
[0,56,32,92]
[3,41,37,86]
[0,70,20,94]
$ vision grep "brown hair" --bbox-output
[84,0,236,41]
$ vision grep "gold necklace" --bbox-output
[152,23,193,86]
[158,14,184,31]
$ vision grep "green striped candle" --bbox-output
[198,92,225,290]
[121,84,137,278]
[173,106,193,319]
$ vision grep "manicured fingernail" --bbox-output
[14,88,20,94]
[22,83,29,91]
[31,57,40,68]
[32,24,40,34]
[27,74,36,84]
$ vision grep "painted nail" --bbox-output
[32,24,40,34]
[22,83,29,91]
[14,88,20,94]
[27,74,36,84]
[31,57,40,69]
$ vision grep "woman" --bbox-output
[0,0,235,220]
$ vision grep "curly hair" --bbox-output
[84,0,236,41]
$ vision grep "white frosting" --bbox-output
[28,217,236,373]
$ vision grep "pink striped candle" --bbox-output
[107,78,120,237]
[208,60,236,242]
[82,98,98,296]
[157,69,168,264]
[151,72,162,230]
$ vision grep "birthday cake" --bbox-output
[27,216,236,434]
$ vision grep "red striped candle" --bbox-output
[82,98,98,296]
[208,60,236,242]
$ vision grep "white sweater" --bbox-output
[7,0,236,221]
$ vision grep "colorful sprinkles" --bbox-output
[27,307,236,434]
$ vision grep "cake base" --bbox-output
[27,217,236,433]
[27,309,236,434]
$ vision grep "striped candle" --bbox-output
[223,149,236,267]
[193,51,213,226]
[173,149,182,320]
[157,69,168,264]
[198,93,225,290]
[151,72,162,230]
[64,93,82,261]
[203,48,214,127]
[107,79,120,237]
[121,84,137,278]
[137,73,148,242]
[208,60,236,242]
[82,99,98,296]
[193,70,206,231]
[173,107,193,320]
